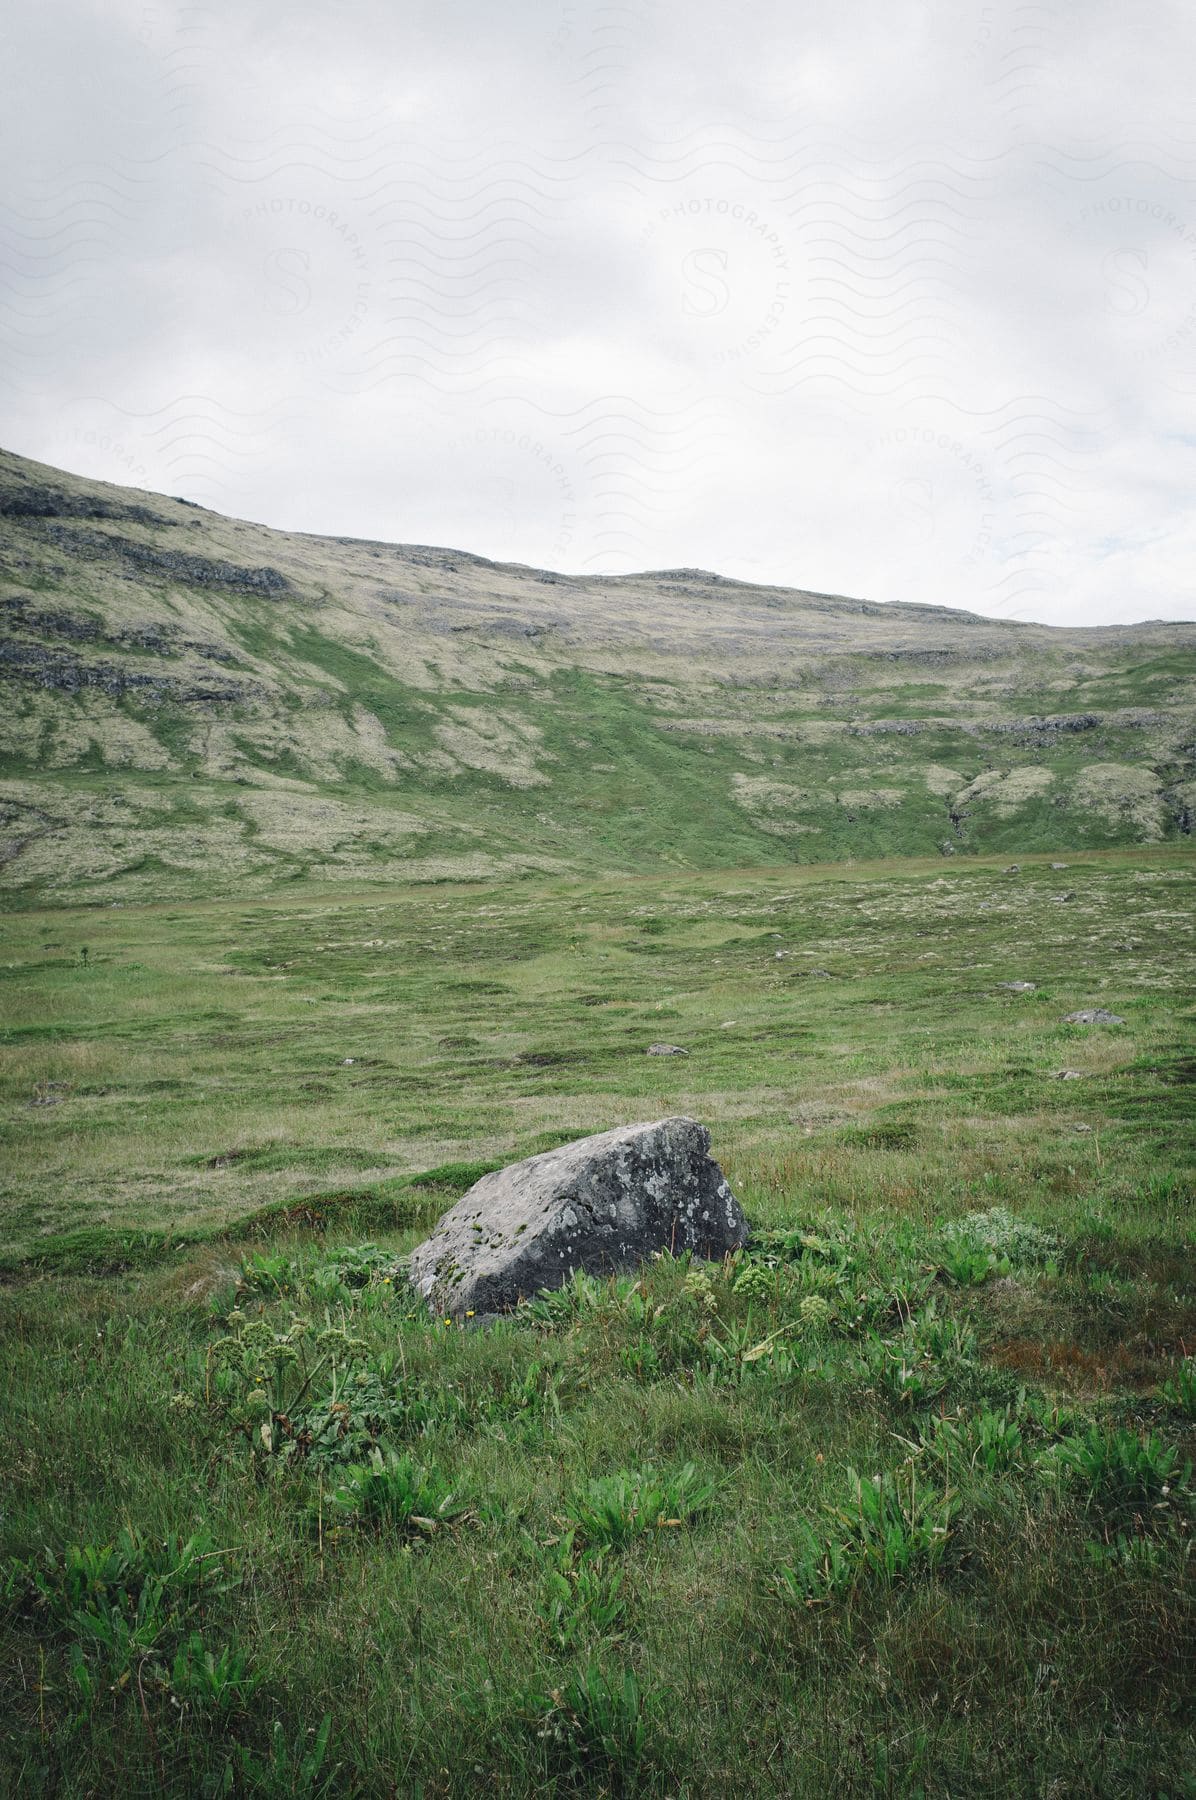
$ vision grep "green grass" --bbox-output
[2,847,1192,1256]
[1,848,1194,1794]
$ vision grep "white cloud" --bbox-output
[3,0,1195,625]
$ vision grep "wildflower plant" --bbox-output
[566,1463,717,1551]
[1038,1425,1191,1526]
[527,1659,657,1789]
[777,1466,960,1606]
[208,1311,394,1465]
[923,1405,1027,1475]
[731,1261,772,1305]
[13,1529,243,1706]
[799,1293,834,1331]
[318,1449,464,1535]
[685,1265,722,1312]
[531,1533,626,1650]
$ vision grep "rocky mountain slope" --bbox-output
[1,446,1193,902]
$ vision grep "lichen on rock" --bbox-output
[406,1117,748,1320]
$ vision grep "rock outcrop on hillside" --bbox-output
[1,445,1194,901]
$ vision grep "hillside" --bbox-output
[2,446,1194,902]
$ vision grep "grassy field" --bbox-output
[1,848,1194,1794]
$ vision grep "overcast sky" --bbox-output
[4,1,1196,625]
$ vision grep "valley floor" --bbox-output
[1,849,1193,1794]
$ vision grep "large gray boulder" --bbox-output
[407,1117,748,1319]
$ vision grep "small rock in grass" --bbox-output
[1056,1069,1084,1080]
[647,1042,689,1056]
[29,1080,70,1108]
[999,981,1037,992]
[1063,1009,1124,1025]
[1051,861,1068,870]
